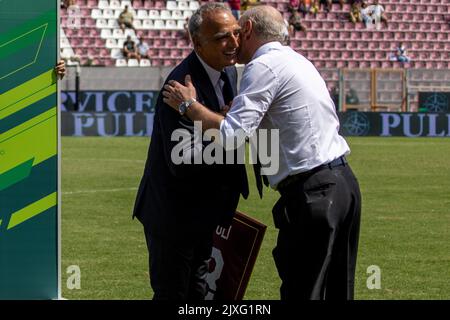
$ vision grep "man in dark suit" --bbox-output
[133,3,248,300]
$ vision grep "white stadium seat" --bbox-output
[110,48,124,59]
[101,29,113,39]
[140,59,151,67]
[166,1,177,10]
[142,20,153,29]
[106,38,118,48]
[96,18,108,28]
[113,28,126,39]
[109,0,121,10]
[178,1,189,10]
[116,59,127,67]
[172,10,184,20]
[98,0,109,9]
[120,0,132,9]
[108,18,119,28]
[189,1,200,10]
[160,10,172,20]
[137,9,148,19]
[154,20,165,29]
[91,8,102,19]
[166,20,177,29]
[128,59,139,67]
[149,10,160,19]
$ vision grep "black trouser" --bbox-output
[272,162,361,300]
[144,228,213,300]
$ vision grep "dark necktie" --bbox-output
[253,157,269,199]
[220,71,234,107]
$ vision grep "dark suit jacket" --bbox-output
[133,52,249,237]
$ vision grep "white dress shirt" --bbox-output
[196,54,226,109]
[220,42,350,188]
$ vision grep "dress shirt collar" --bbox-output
[252,41,283,61]
[195,53,221,87]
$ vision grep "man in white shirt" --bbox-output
[372,0,388,29]
[137,36,150,60]
[162,5,362,300]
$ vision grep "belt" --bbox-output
[277,156,348,191]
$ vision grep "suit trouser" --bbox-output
[272,163,361,300]
[144,228,213,300]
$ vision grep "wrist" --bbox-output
[178,98,196,116]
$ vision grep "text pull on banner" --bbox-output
[0,0,59,299]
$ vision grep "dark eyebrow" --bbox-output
[213,27,242,39]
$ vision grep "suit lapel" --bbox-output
[187,53,220,112]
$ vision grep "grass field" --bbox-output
[61,137,450,300]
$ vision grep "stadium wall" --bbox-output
[60,67,450,138]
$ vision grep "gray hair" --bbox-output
[188,2,230,41]
[241,6,287,43]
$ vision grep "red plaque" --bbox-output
[206,211,267,300]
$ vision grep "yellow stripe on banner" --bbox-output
[0,69,54,110]
[0,107,56,173]
[7,192,57,230]
[0,83,56,120]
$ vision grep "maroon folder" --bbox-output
[206,211,267,300]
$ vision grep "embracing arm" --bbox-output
[162,75,224,131]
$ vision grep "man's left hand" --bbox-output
[163,74,197,112]
[55,60,66,80]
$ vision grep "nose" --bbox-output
[230,33,239,48]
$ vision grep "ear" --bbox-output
[243,19,252,40]
[191,36,202,52]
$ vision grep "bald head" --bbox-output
[240,5,287,43]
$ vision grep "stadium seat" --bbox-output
[172,10,184,20]
[179,1,189,11]
[154,1,165,9]
[98,1,109,10]
[183,10,193,19]
[167,1,177,10]
[120,1,132,10]
[154,20,165,29]
[101,29,113,39]
[140,59,151,67]
[124,29,136,38]
[160,10,172,20]
[91,9,103,19]
[108,18,119,28]
[166,20,177,29]
[128,59,139,67]
[106,38,118,49]
[87,0,97,8]
[113,28,126,39]
[149,10,160,19]
[61,36,71,48]
[142,20,153,29]
[189,1,200,10]
[143,1,153,9]
[96,18,108,28]
[133,20,142,29]
[137,9,148,19]
[115,59,127,67]
[175,20,184,30]
[110,48,123,59]
[110,0,122,10]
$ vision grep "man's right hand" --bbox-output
[220,105,231,116]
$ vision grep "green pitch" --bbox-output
[61,137,450,300]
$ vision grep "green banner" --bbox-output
[0,0,59,299]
